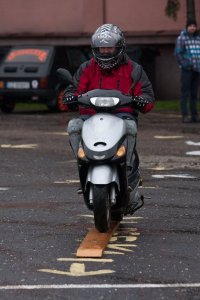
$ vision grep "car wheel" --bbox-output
[47,89,70,113]
[1,99,15,113]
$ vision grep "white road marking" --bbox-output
[148,167,173,171]
[186,141,200,146]
[54,180,80,184]
[154,135,183,139]
[121,216,143,220]
[0,283,200,290]
[45,132,68,136]
[79,215,142,220]
[186,151,200,156]
[78,214,93,218]
[0,144,38,149]
[152,174,197,179]
[57,258,113,262]
[140,186,160,189]
[0,187,9,191]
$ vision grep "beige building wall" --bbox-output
[0,0,199,99]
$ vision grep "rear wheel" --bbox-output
[93,185,111,233]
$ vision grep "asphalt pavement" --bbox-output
[0,108,199,300]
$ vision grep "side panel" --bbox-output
[82,114,126,152]
[87,165,119,186]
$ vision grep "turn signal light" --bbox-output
[0,81,4,89]
[78,147,86,159]
[115,145,126,157]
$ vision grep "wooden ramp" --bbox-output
[76,221,120,258]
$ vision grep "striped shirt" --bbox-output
[175,29,200,72]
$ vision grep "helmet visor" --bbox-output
[93,47,121,60]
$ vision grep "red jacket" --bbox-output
[73,55,155,116]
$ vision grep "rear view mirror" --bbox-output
[56,68,73,85]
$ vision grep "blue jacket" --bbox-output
[175,29,200,72]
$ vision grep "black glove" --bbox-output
[132,96,149,111]
[63,91,77,105]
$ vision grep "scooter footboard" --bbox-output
[87,165,119,186]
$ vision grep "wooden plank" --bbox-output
[76,221,120,258]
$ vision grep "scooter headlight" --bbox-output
[90,97,119,107]
[115,145,126,157]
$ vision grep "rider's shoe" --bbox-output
[125,172,144,215]
[182,116,192,123]
[126,189,144,215]
[125,168,144,215]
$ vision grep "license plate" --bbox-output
[6,81,30,89]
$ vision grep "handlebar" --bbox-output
[78,89,132,108]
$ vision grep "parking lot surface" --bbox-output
[0,108,200,299]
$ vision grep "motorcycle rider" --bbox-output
[63,24,155,214]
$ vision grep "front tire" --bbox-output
[111,212,123,222]
[93,185,111,233]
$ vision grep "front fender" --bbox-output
[87,164,119,186]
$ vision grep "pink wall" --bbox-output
[0,0,199,98]
[0,0,102,35]
[0,0,199,38]
[106,0,187,32]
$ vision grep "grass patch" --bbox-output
[155,99,200,111]
[154,100,180,111]
[14,100,200,113]
[15,103,48,112]
[16,100,181,112]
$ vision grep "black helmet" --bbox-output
[91,24,126,69]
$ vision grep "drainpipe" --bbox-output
[102,0,106,24]
[186,0,196,21]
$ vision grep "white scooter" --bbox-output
[57,68,144,232]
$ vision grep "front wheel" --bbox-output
[93,185,111,233]
[111,212,123,222]
[1,99,15,113]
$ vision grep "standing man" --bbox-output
[175,19,200,123]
